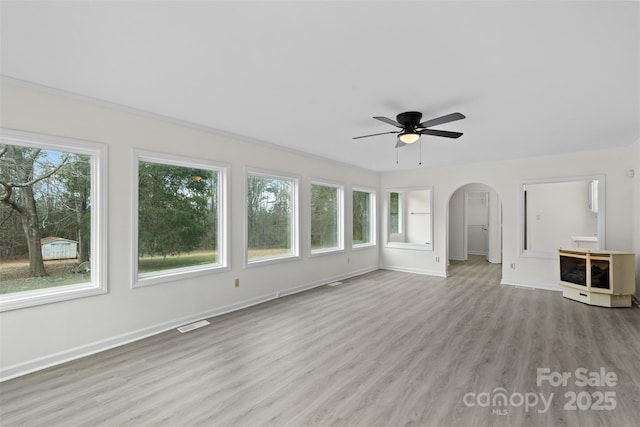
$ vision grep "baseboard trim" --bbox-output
[379,265,446,278]
[0,292,281,382]
[0,267,378,382]
[2,267,564,381]
[500,279,562,292]
[277,266,379,298]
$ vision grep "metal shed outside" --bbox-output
[40,237,78,260]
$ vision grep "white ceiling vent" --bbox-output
[177,320,210,333]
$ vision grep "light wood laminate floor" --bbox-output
[1,256,640,426]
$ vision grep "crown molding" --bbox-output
[1,75,379,174]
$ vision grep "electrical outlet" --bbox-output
[234,278,240,288]
[436,257,440,262]
[510,263,516,270]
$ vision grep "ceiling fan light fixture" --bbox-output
[398,132,420,144]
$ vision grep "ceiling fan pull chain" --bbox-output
[396,146,399,164]
[419,140,422,166]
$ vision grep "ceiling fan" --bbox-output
[353,111,465,147]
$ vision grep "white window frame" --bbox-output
[352,186,377,249]
[245,168,300,267]
[385,186,434,251]
[132,150,229,288]
[0,129,108,312]
[309,179,344,256]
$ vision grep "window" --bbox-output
[246,170,299,264]
[386,187,433,250]
[352,187,376,247]
[133,150,228,287]
[310,180,344,254]
[0,129,107,312]
[389,191,402,235]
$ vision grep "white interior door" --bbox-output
[465,192,489,256]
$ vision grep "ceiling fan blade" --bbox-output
[419,112,466,128]
[419,129,463,139]
[395,140,407,148]
[373,116,403,128]
[352,130,401,140]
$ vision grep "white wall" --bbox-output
[633,140,640,298]
[2,79,638,379]
[448,188,465,261]
[0,80,380,378]
[525,180,597,253]
[404,190,431,244]
[380,146,636,290]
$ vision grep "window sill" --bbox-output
[0,282,107,312]
[352,242,376,250]
[310,248,345,257]
[385,242,433,251]
[134,264,228,288]
[245,253,301,268]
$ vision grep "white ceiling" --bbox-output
[1,1,638,172]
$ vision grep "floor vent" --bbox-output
[327,282,342,287]
[177,320,210,333]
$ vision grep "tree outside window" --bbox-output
[247,172,298,262]
[389,191,402,235]
[134,152,227,286]
[310,182,343,253]
[1,130,106,311]
[1,145,90,292]
[353,189,374,246]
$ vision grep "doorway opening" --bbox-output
[466,191,490,256]
[447,183,502,279]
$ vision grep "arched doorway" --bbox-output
[447,183,502,277]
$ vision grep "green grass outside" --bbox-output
[0,273,90,295]
[138,251,217,273]
[247,247,291,259]
[139,248,292,271]
[1,247,295,294]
